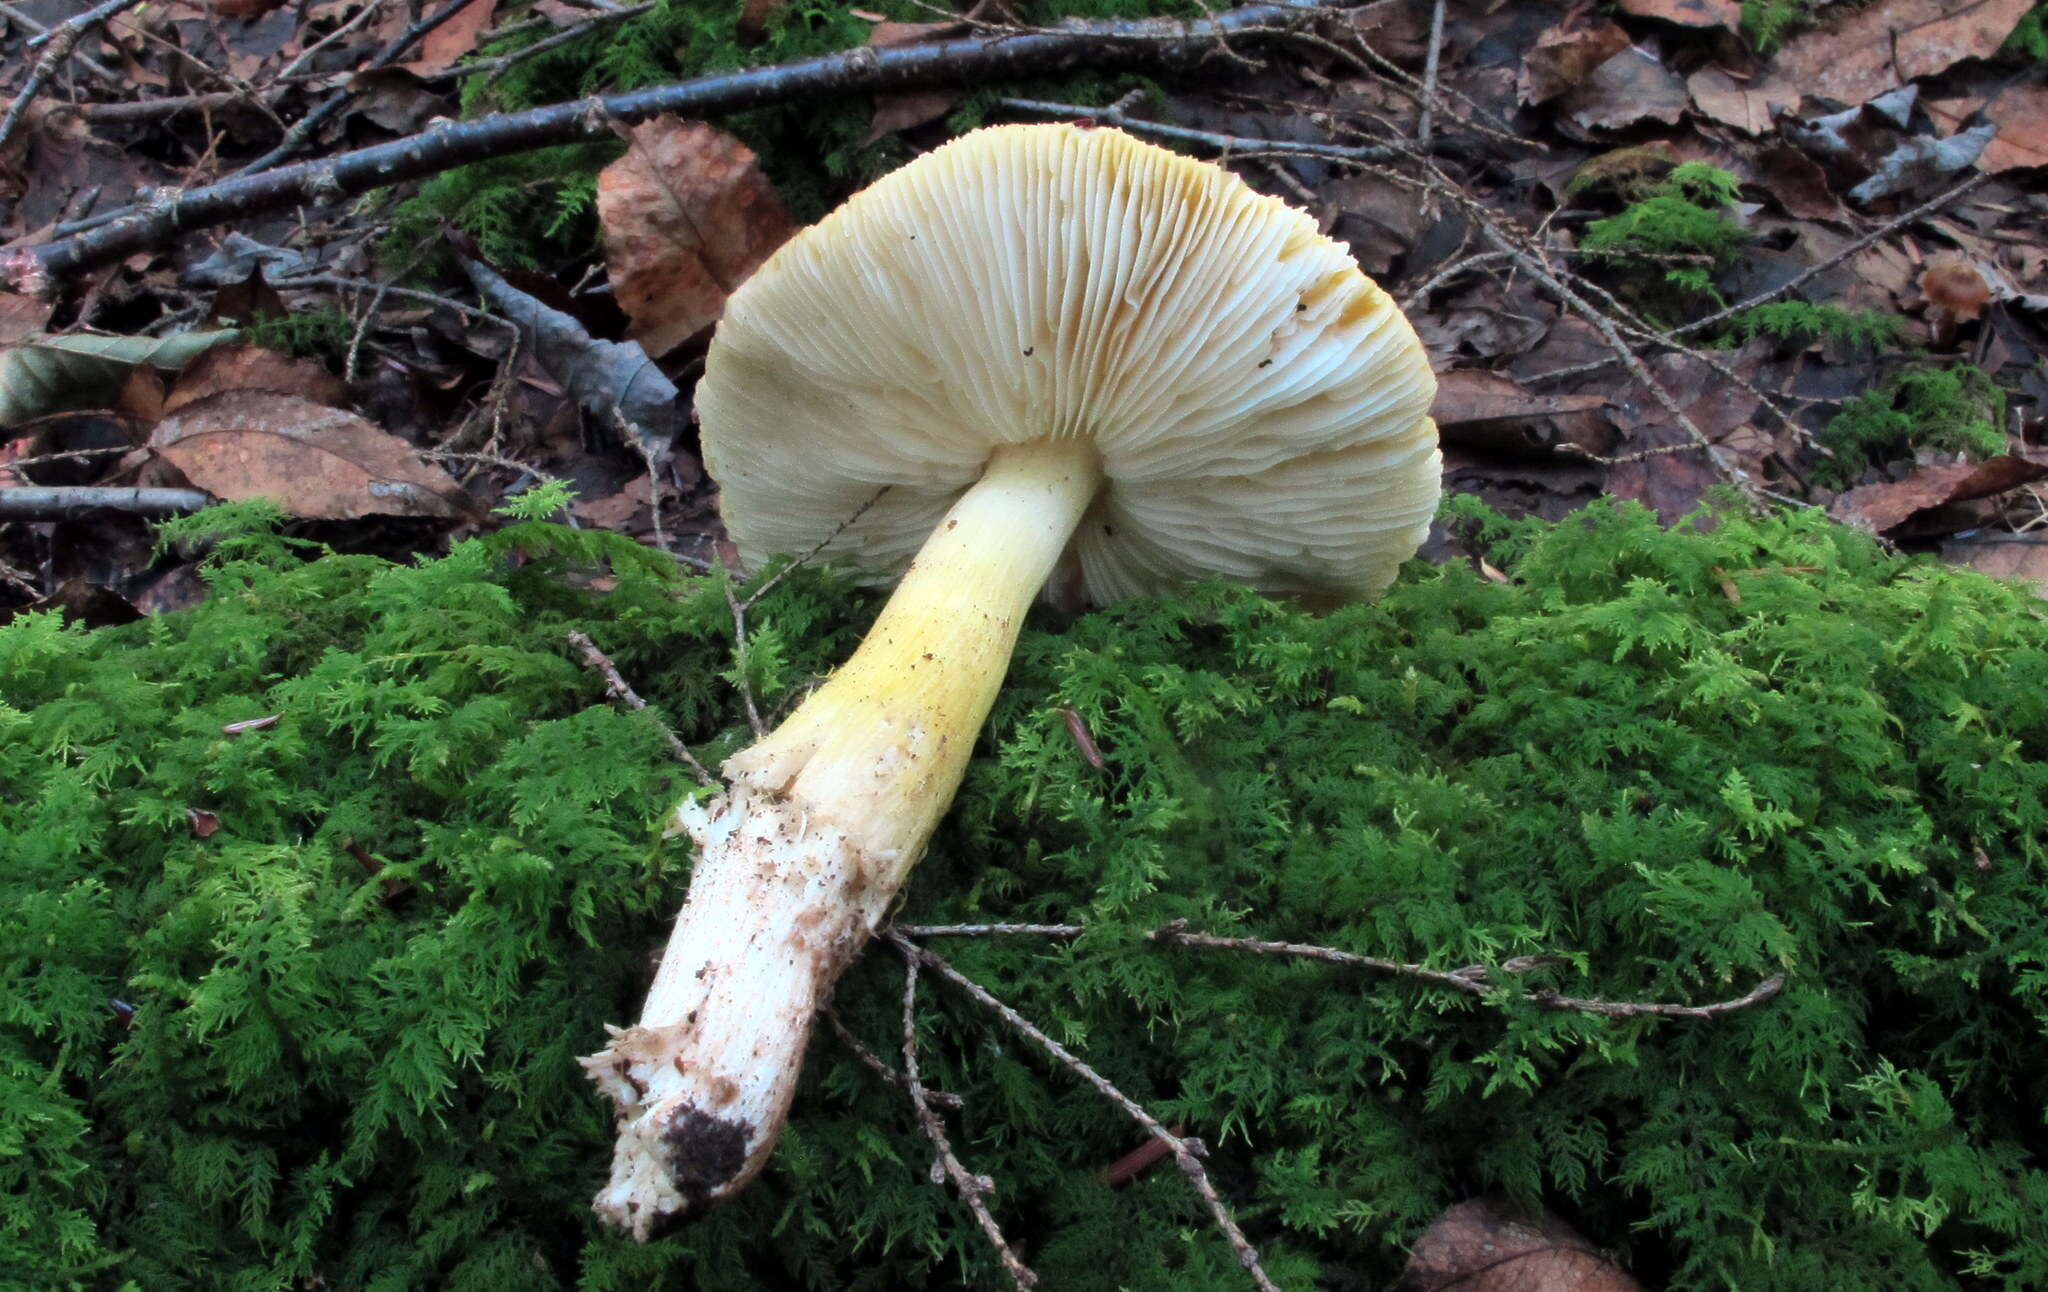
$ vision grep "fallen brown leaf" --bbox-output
[1518,20,1631,106]
[1942,536,2048,597]
[152,390,476,520]
[1687,66,1773,135]
[1398,1197,1645,1292]
[163,342,349,415]
[1927,86,2048,173]
[1619,0,1741,31]
[597,117,797,359]
[1564,48,1689,131]
[1832,453,2048,533]
[1736,0,2034,130]
[399,0,496,75]
[863,21,967,144]
[187,808,221,838]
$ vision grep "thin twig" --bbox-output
[1525,172,1995,385]
[1001,96,1401,164]
[224,0,485,179]
[737,486,888,612]
[823,1005,963,1112]
[0,1,121,84]
[1150,922,1786,1019]
[565,628,716,786]
[895,919,1787,1020]
[899,955,1038,1290]
[0,0,148,150]
[450,2,657,85]
[897,923,1087,939]
[1416,0,1445,148]
[892,931,1280,1292]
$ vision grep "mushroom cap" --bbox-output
[698,122,1440,605]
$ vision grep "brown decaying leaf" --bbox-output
[861,21,967,143]
[1927,87,2048,173]
[1564,48,1689,131]
[1686,66,1773,135]
[1397,1197,1645,1292]
[1619,0,1741,31]
[1517,20,1631,106]
[1433,369,1607,428]
[187,808,221,838]
[152,390,475,520]
[1730,0,2034,130]
[597,117,797,359]
[163,343,349,415]
[1942,537,2048,597]
[400,0,497,75]
[1832,453,2048,533]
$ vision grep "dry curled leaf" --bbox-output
[0,330,236,428]
[597,117,797,359]
[1517,20,1631,107]
[1740,0,2034,127]
[1942,537,2048,597]
[163,342,349,415]
[1832,453,2048,533]
[1398,1197,1645,1292]
[152,390,476,520]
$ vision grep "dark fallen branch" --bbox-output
[5,0,1339,293]
[0,486,210,520]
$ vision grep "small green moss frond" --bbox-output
[2004,3,2048,59]
[1724,301,1908,351]
[1817,364,2009,485]
[1582,162,1748,301]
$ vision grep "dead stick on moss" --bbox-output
[898,920,1786,1019]
[900,954,1039,1291]
[1150,923,1787,1019]
[565,629,716,786]
[7,0,1344,291]
[889,931,1281,1292]
[823,1005,963,1111]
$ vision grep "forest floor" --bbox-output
[0,0,2043,617]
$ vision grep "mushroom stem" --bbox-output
[584,438,1103,1238]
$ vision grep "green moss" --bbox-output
[1817,365,2008,486]
[7,496,2048,1288]
[238,307,355,363]
[2006,3,2048,60]
[1582,162,1748,299]
[1722,301,1906,352]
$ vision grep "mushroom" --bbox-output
[582,122,1440,1238]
